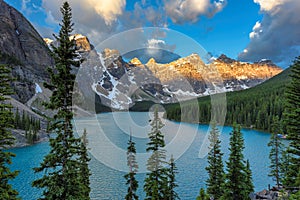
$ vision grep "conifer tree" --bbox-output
[244,159,254,197]
[222,124,253,200]
[196,188,209,200]
[283,56,300,187]
[144,107,168,200]
[268,116,284,187]
[124,133,139,200]
[0,65,19,199]
[14,108,20,128]
[79,128,91,199]
[280,149,291,185]
[21,110,25,130]
[166,155,179,200]
[32,2,90,199]
[205,122,225,199]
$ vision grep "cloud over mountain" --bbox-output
[239,0,300,67]
[32,0,228,49]
[164,0,226,24]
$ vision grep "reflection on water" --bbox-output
[10,112,274,200]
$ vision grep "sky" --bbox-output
[4,0,300,68]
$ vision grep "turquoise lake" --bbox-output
[9,112,276,200]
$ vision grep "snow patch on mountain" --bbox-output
[35,83,42,94]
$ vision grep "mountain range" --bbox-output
[0,0,283,114]
[71,44,282,110]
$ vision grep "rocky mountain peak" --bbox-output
[217,54,236,63]
[44,34,92,52]
[0,0,54,103]
[102,48,120,60]
[69,34,91,52]
[43,38,53,46]
[0,0,53,69]
[129,57,142,65]
[255,59,276,66]
[146,58,156,65]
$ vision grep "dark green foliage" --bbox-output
[14,109,41,133]
[32,2,90,199]
[124,134,139,200]
[129,101,155,112]
[0,65,19,199]
[14,109,41,144]
[196,188,209,200]
[279,150,291,186]
[289,191,300,200]
[165,67,292,132]
[283,56,300,188]
[144,107,169,200]
[79,128,91,198]
[166,155,180,200]
[222,124,253,200]
[25,126,39,145]
[146,108,165,152]
[244,160,254,196]
[205,122,225,199]
[268,116,284,187]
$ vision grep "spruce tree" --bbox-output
[244,159,254,197]
[196,188,209,200]
[222,124,253,200]
[283,56,300,187]
[279,149,291,185]
[0,65,19,199]
[79,128,91,199]
[124,133,139,200]
[14,108,20,128]
[268,116,284,187]
[144,107,168,200]
[166,155,179,200]
[205,122,225,199]
[32,2,90,199]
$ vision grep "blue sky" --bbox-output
[5,0,300,68]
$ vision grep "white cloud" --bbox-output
[164,0,227,24]
[147,39,166,48]
[45,10,59,26]
[239,0,300,67]
[254,0,286,12]
[36,0,226,53]
[87,0,126,25]
[249,21,262,39]
[40,0,127,45]
[42,0,126,26]
[21,0,33,15]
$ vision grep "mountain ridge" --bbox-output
[75,44,282,110]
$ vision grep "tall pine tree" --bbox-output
[244,159,254,197]
[205,121,225,200]
[268,116,284,187]
[196,188,209,200]
[144,107,168,200]
[222,124,253,200]
[0,65,19,199]
[166,155,179,200]
[124,133,139,200]
[32,2,90,199]
[283,56,300,187]
[79,128,91,199]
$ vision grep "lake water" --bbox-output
[9,112,275,200]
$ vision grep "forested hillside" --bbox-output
[165,67,292,132]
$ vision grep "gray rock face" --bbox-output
[0,0,54,103]
[0,0,53,72]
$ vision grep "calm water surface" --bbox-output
[9,112,275,200]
